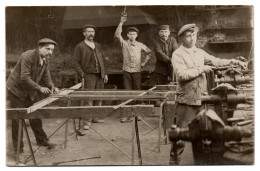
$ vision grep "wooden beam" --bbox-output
[70,91,171,97]
[27,83,82,114]
[69,90,175,101]
[49,94,167,101]
[113,86,157,110]
[7,105,155,119]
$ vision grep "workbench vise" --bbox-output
[201,83,253,105]
[214,65,253,85]
[168,109,252,165]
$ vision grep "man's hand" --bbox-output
[231,59,248,70]
[120,16,127,23]
[141,62,146,68]
[103,74,108,84]
[40,87,52,94]
[203,65,214,73]
[51,87,60,94]
[237,60,248,70]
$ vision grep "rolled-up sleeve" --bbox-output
[203,50,230,67]
[141,43,152,55]
[114,23,126,47]
[172,53,204,82]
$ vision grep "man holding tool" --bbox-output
[73,24,108,128]
[114,12,152,123]
[7,38,59,154]
[170,23,248,164]
[152,25,178,85]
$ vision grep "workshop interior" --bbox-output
[5,6,254,166]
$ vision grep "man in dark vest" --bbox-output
[152,25,178,85]
[73,24,108,127]
[7,38,59,153]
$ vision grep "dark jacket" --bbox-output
[152,35,178,76]
[73,41,107,78]
[7,49,54,101]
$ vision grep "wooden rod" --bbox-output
[49,94,166,101]
[114,86,157,110]
[7,105,155,119]
[27,83,82,114]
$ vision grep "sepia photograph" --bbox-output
[4,4,254,166]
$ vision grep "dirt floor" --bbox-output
[6,115,194,166]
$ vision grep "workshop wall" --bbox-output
[6,6,253,87]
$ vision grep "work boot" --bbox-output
[81,118,92,126]
[83,125,90,130]
[76,129,86,136]
[37,140,57,148]
[92,118,104,123]
[169,141,185,165]
[120,117,133,123]
[137,116,142,121]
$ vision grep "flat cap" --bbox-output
[178,24,198,37]
[38,38,57,46]
[127,27,139,34]
[158,25,170,30]
[83,24,97,31]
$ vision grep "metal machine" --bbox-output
[168,109,252,165]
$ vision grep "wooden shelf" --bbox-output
[208,40,252,44]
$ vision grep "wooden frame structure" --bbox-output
[6,83,176,166]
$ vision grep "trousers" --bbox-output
[8,90,48,151]
[154,72,170,85]
[123,71,141,90]
[170,103,203,164]
[83,73,104,106]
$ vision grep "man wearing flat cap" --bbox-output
[7,38,59,154]
[170,24,248,164]
[152,25,178,85]
[73,24,108,125]
[115,15,152,122]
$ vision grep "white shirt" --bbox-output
[85,40,95,49]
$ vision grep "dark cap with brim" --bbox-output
[158,25,170,30]
[38,38,57,46]
[127,27,139,34]
[178,24,198,37]
[83,24,97,31]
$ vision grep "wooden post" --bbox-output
[135,116,142,165]
[157,100,166,152]
[158,105,162,153]
[22,119,37,165]
[64,98,71,149]
[163,106,168,145]
[131,108,135,165]
[16,119,23,165]
[73,119,78,141]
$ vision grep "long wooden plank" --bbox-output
[71,91,168,96]
[7,105,155,119]
[27,83,82,114]
[49,94,166,101]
